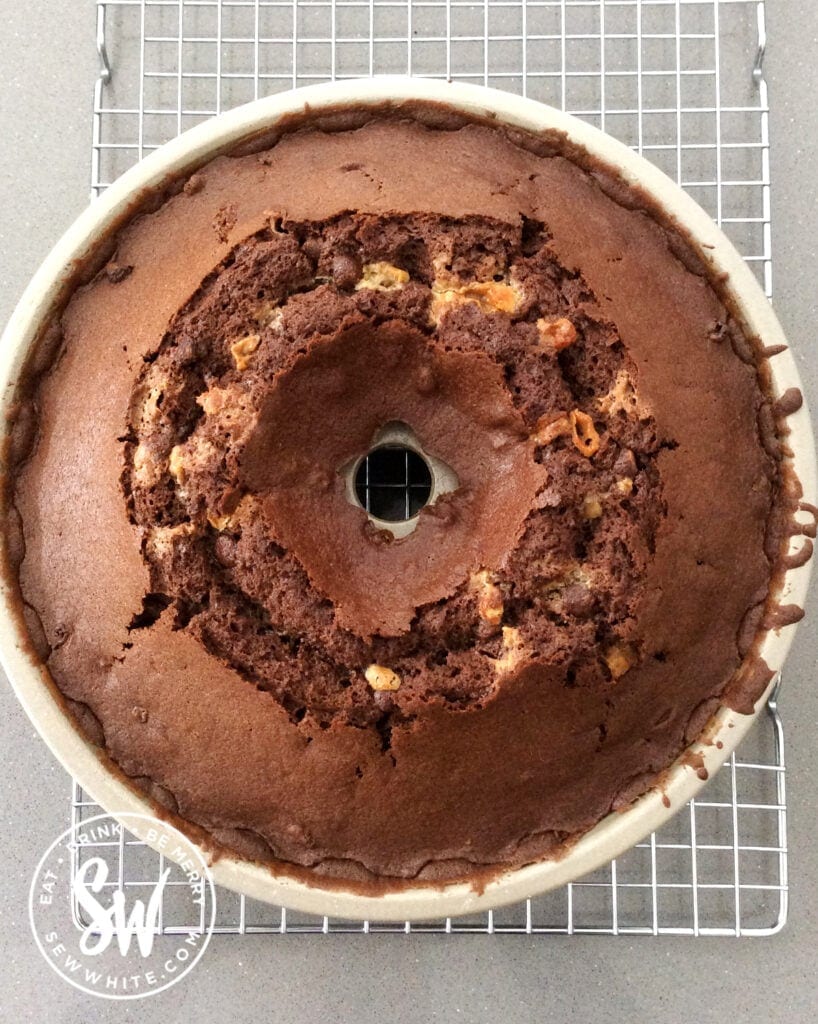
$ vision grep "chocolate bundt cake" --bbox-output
[5,103,804,885]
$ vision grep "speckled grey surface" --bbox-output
[1,2,817,1021]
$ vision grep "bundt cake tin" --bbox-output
[0,77,814,921]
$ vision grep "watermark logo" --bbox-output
[29,812,216,1000]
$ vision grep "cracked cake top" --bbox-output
[4,105,803,885]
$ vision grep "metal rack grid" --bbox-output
[75,0,786,936]
[355,446,434,521]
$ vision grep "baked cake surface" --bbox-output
[6,106,798,883]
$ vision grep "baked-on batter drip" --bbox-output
[125,213,662,729]
[8,109,794,883]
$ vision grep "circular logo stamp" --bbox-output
[29,811,216,1000]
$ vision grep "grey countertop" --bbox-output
[1,2,817,1021]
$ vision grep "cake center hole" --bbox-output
[354,446,433,522]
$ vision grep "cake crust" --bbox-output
[5,106,804,884]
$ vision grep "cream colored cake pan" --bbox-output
[0,78,814,922]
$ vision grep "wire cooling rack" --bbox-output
[74,0,786,936]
